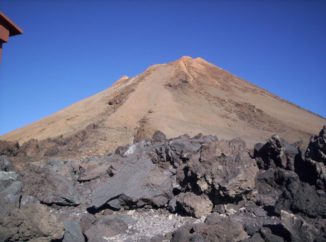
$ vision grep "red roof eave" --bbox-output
[0,12,23,36]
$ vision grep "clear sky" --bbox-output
[0,0,325,135]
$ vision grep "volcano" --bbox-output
[1,56,324,159]
[1,57,326,242]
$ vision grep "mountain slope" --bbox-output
[1,56,324,158]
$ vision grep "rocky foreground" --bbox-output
[0,126,325,242]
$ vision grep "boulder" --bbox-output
[19,139,41,157]
[175,192,213,218]
[178,138,258,203]
[245,210,325,242]
[258,227,286,242]
[254,135,298,170]
[80,213,97,233]
[0,169,22,218]
[306,125,326,164]
[274,180,326,218]
[0,140,19,156]
[0,180,22,218]
[85,216,128,242]
[0,203,64,242]
[22,165,81,206]
[63,221,85,242]
[171,214,248,242]
[76,156,121,182]
[90,155,173,211]
[229,203,280,235]
[254,168,298,207]
[0,155,15,171]
[169,135,202,161]
[151,134,203,165]
[152,130,166,143]
[254,163,326,218]
[295,125,326,190]
[280,210,321,242]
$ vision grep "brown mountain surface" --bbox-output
[1,56,325,159]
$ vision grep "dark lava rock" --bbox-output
[80,213,97,233]
[274,180,326,218]
[0,203,64,242]
[85,135,220,215]
[174,192,213,218]
[150,134,203,167]
[243,126,326,241]
[254,168,298,207]
[0,170,22,218]
[1,127,325,241]
[245,210,326,242]
[295,125,326,190]
[254,135,299,170]
[89,134,258,218]
[258,227,287,242]
[177,138,258,203]
[0,140,19,157]
[85,216,129,242]
[280,210,324,242]
[152,130,167,143]
[90,152,173,211]
[19,138,41,157]
[171,213,248,242]
[0,180,22,218]
[63,220,85,242]
[230,202,280,236]
[22,165,81,206]
[0,155,15,171]
[76,156,120,182]
[306,125,326,164]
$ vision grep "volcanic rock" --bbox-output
[306,125,326,164]
[22,165,81,206]
[0,155,15,171]
[175,192,213,218]
[254,135,299,170]
[280,210,322,242]
[1,124,326,241]
[0,203,64,242]
[296,125,326,190]
[90,149,173,211]
[274,179,326,218]
[0,140,19,156]
[176,138,258,203]
[85,216,129,242]
[63,221,85,242]
[229,202,280,236]
[0,170,22,218]
[152,130,167,143]
[171,213,248,242]
[254,168,298,207]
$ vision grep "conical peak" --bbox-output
[175,56,202,64]
[172,56,213,68]
[179,56,193,61]
[176,56,209,62]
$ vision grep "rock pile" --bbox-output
[0,126,325,241]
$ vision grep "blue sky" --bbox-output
[0,0,325,135]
